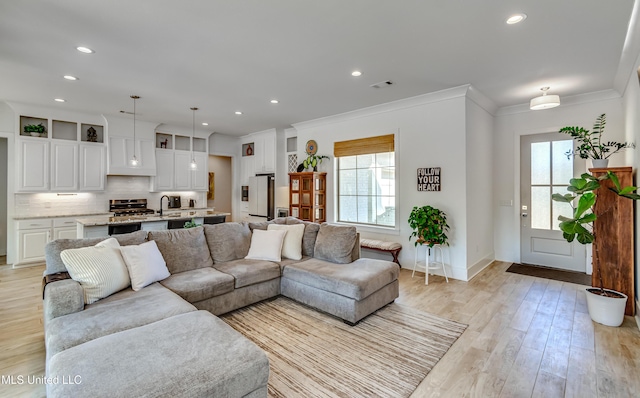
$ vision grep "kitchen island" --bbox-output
[76,209,231,238]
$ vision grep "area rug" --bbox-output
[221,297,467,398]
[506,263,591,285]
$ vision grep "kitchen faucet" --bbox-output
[159,195,169,216]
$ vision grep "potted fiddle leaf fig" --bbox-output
[559,113,634,168]
[303,154,329,171]
[408,205,449,247]
[552,170,640,326]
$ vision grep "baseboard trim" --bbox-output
[467,252,496,281]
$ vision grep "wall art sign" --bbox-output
[417,167,441,191]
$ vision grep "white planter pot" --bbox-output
[591,159,609,168]
[584,288,627,327]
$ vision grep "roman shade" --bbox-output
[333,134,395,157]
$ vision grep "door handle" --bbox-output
[521,213,528,218]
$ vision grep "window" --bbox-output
[335,134,396,227]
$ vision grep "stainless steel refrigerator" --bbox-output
[248,174,275,220]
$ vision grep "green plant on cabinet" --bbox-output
[303,154,329,171]
[24,123,46,135]
[559,113,634,160]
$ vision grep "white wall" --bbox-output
[465,97,495,276]
[293,86,486,281]
[493,92,625,263]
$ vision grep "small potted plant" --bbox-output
[408,205,449,247]
[24,123,46,137]
[303,154,329,171]
[552,171,640,326]
[559,113,634,168]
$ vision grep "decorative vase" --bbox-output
[591,159,609,168]
[29,132,40,137]
[584,288,627,327]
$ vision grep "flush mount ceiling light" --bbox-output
[270,99,279,104]
[76,46,94,54]
[235,111,243,115]
[54,98,65,102]
[530,87,560,110]
[202,122,209,126]
[351,70,362,77]
[190,107,198,171]
[506,13,527,24]
[63,75,78,81]
[130,95,140,167]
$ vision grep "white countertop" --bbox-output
[76,210,230,226]
[14,212,112,221]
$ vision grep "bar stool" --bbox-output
[412,244,449,285]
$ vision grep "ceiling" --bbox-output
[0,0,636,136]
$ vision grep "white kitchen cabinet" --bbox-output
[241,155,256,186]
[79,144,106,191]
[151,149,175,191]
[51,141,79,191]
[53,218,78,239]
[191,152,208,190]
[17,139,49,192]
[174,151,192,190]
[16,219,52,265]
[141,221,168,231]
[108,136,156,176]
[252,131,276,173]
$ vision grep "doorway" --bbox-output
[520,132,586,272]
[0,137,7,261]
[208,155,232,216]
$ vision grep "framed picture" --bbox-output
[207,172,215,200]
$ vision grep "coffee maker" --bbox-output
[168,196,181,208]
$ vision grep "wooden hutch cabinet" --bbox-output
[591,167,635,316]
[289,172,326,223]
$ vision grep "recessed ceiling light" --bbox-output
[63,75,78,81]
[76,46,94,54]
[270,99,279,104]
[235,111,243,115]
[506,14,527,24]
[54,98,65,102]
[202,122,209,126]
[351,70,362,77]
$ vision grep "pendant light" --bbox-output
[130,95,140,167]
[530,87,560,110]
[190,107,198,171]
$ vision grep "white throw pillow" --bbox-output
[245,229,287,262]
[61,238,131,304]
[119,240,171,291]
[267,223,305,260]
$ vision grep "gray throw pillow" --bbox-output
[204,222,252,263]
[286,218,320,257]
[313,223,357,264]
[148,226,213,274]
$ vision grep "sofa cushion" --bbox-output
[46,283,195,358]
[248,218,286,231]
[282,257,399,300]
[267,223,305,260]
[47,311,269,398]
[313,223,358,264]
[61,238,131,304]
[45,230,147,275]
[160,267,234,303]
[204,222,251,263]
[148,226,213,274]
[214,258,281,288]
[245,229,287,262]
[119,240,170,291]
[285,218,321,257]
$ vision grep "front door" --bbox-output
[520,133,586,272]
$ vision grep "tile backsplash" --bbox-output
[14,176,207,218]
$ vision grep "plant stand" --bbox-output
[412,244,448,285]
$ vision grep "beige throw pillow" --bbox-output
[267,223,305,260]
[61,238,131,304]
[119,240,170,291]
[245,229,287,262]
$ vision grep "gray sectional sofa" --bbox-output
[42,217,399,397]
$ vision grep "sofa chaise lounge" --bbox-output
[43,218,399,397]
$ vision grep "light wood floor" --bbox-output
[1,261,639,398]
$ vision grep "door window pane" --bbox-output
[552,186,572,231]
[531,186,551,230]
[552,140,573,184]
[531,142,550,185]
